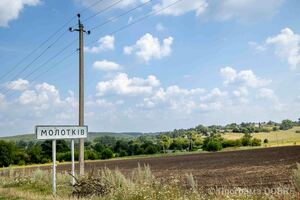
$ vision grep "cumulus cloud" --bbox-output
[96,73,160,96]
[0,0,40,27]
[124,33,173,62]
[85,35,114,53]
[265,28,300,70]
[19,82,61,106]
[5,79,29,91]
[138,85,206,113]
[153,0,208,16]
[220,67,271,88]
[93,60,121,71]
[208,0,284,22]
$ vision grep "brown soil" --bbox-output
[5,146,300,189]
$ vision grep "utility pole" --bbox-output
[69,14,90,176]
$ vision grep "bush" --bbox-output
[251,138,261,146]
[145,145,159,154]
[101,148,114,159]
[280,119,294,130]
[203,139,222,152]
[118,150,128,157]
[263,138,269,143]
[85,150,99,160]
[222,139,242,148]
[241,133,252,146]
[296,130,300,133]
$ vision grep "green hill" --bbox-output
[0,132,143,142]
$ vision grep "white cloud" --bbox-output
[258,88,275,99]
[200,88,228,101]
[96,73,160,96]
[85,35,114,53]
[5,79,29,91]
[220,67,271,88]
[0,0,40,27]
[93,60,121,71]
[266,28,300,70]
[19,82,61,106]
[153,0,208,16]
[208,0,284,22]
[124,33,173,62]
[248,41,266,52]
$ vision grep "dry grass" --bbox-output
[223,127,300,147]
[0,166,298,200]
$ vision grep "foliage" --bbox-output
[0,141,16,167]
[280,119,294,130]
[101,148,114,159]
[202,134,223,152]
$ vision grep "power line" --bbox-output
[70,0,125,29]
[1,38,77,96]
[5,50,77,99]
[4,0,184,99]
[82,0,124,23]
[0,30,72,94]
[0,0,106,88]
[86,0,183,47]
[90,0,152,31]
[77,0,105,15]
[0,18,75,82]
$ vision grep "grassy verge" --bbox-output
[0,165,298,200]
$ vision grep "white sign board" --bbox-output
[36,125,88,140]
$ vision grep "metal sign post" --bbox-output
[36,125,88,195]
[52,140,56,195]
[71,139,75,185]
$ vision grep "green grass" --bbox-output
[223,127,300,147]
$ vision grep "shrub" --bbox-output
[145,145,159,154]
[222,139,242,148]
[296,130,300,133]
[263,138,269,143]
[101,148,114,159]
[251,138,261,146]
[85,150,98,160]
[203,139,222,152]
[241,133,252,146]
[119,150,128,157]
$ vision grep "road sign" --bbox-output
[35,125,88,196]
[36,125,88,140]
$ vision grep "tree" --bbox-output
[101,148,114,159]
[93,143,105,153]
[0,141,16,167]
[280,119,294,130]
[241,133,252,146]
[26,144,42,164]
[202,135,223,152]
[158,135,171,153]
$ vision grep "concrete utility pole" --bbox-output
[69,14,90,176]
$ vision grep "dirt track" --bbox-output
[5,146,300,188]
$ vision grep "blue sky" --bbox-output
[0,0,300,136]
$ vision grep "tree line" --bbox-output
[0,119,298,167]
